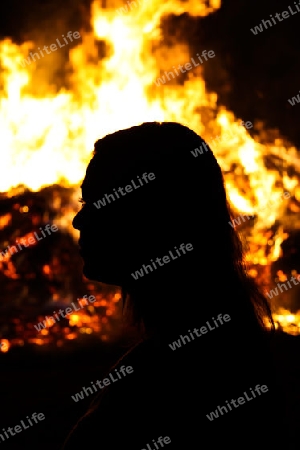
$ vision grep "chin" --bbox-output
[82,262,121,286]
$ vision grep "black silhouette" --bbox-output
[63,122,289,449]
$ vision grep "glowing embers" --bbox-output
[0,292,122,352]
[34,295,96,332]
[0,223,58,262]
[272,308,300,335]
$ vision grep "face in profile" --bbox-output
[72,154,127,286]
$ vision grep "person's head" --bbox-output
[73,122,273,337]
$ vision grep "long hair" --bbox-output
[92,122,274,338]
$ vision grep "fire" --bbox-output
[0,339,10,353]
[272,308,300,336]
[0,0,300,344]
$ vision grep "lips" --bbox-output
[79,246,88,255]
[78,241,85,255]
[78,239,85,250]
[79,245,92,258]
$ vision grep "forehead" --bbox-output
[81,147,137,200]
[81,154,111,198]
[80,125,165,199]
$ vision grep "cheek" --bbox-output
[84,227,122,257]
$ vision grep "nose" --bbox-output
[72,209,83,230]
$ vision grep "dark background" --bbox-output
[1,0,300,448]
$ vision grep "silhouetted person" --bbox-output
[63,122,290,449]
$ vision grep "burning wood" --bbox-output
[0,186,123,351]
